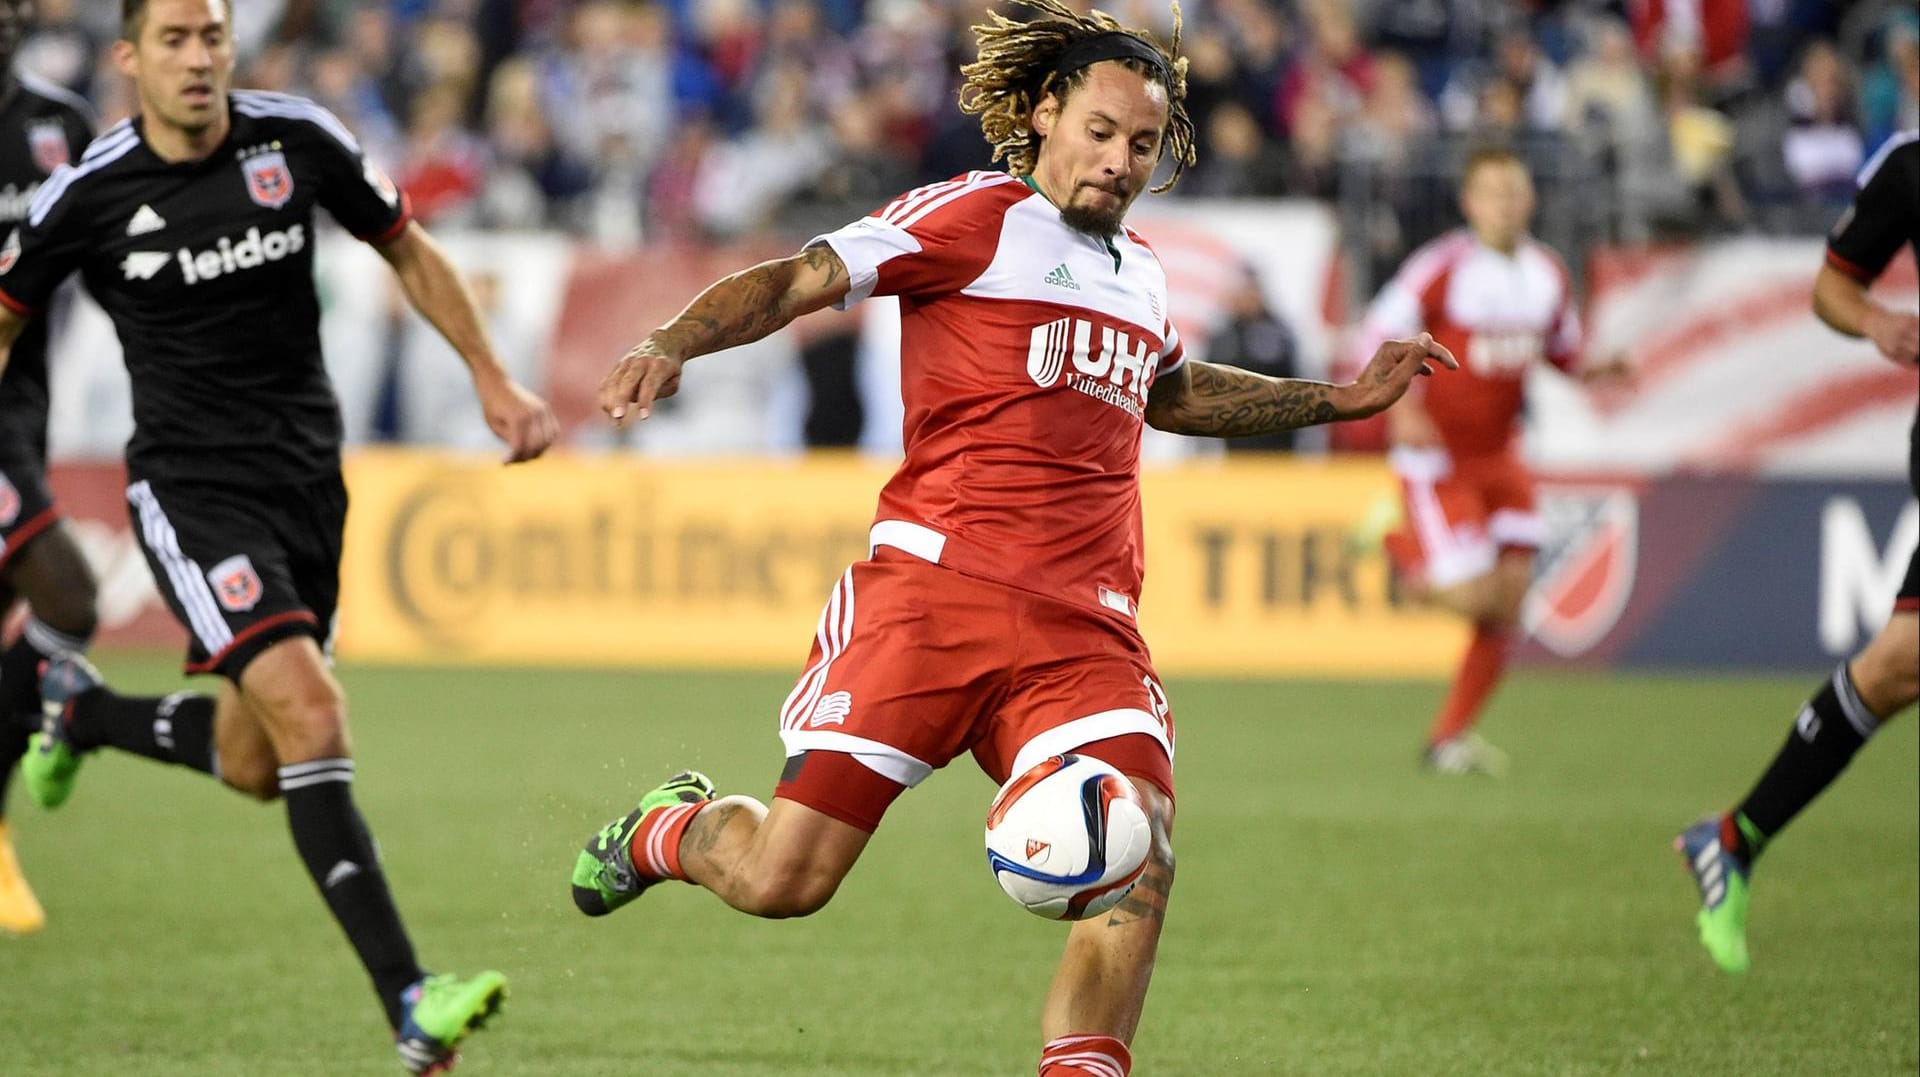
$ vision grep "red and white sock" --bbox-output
[626,802,705,883]
[1039,1034,1131,1077]
[1426,621,1511,745]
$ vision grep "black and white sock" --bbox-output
[1732,663,1881,860]
[67,689,218,777]
[280,759,424,1028]
[0,617,93,732]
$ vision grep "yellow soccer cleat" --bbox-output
[0,819,47,935]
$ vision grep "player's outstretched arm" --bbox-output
[1146,333,1456,437]
[1813,264,1920,368]
[600,243,853,425]
[375,221,559,463]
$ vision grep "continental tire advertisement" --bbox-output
[337,451,1465,675]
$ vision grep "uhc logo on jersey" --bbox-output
[241,150,294,209]
[1026,316,1160,418]
[171,225,307,285]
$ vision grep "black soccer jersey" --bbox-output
[1825,130,1920,495]
[0,73,93,464]
[0,90,409,486]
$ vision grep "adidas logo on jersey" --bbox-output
[121,250,170,281]
[1042,263,1080,291]
[126,204,167,236]
[174,225,306,285]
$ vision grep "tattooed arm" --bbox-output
[1146,333,1457,438]
[599,243,853,424]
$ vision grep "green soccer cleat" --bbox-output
[1675,817,1752,974]
[393,970,508,1075]
[571,770,715,917]
[22,654,103,810]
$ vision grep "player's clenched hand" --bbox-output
[601,338,685,425]
[1344,333,1457,418]
[1863,306,1920,368]
[480,377,559,464]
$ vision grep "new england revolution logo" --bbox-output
[1522,485,1640,657]
[241,150,294,209]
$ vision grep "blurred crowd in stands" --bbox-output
[20,0,1917,257]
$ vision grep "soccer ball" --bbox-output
[984,753,1152,921]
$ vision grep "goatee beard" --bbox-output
[1059,202,1125,238]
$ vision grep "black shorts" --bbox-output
[0,453,60,574]
[125,473,345,680]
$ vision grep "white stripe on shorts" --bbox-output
[127,480,234,653]
[777,730,935,787]
[779,567,856,732]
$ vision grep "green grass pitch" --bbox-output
[3,657,1915,1076]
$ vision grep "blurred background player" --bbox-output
[0,0,556,1069]
[0,0,96,937]
[1676,128,1918,975]
[568,3,1453,1076]
[1360,146,1627,776]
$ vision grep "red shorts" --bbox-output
[1387,447,1542,588]
[773,547,1175,832]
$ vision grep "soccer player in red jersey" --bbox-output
[1359,147,1627,775]
[1677,130,1919,974]
[570,2,1455,1073]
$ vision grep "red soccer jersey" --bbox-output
[1360,228,1582,459]
[813,171,1185,617]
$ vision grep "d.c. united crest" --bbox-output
[242,151,294,209]
[1523,485,1639,657]
[27,120,69,174]
[207,553,264,612]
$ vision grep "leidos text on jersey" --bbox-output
[172,224,306,285]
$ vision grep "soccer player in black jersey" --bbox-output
[0,1,557,1070]
[1677,130,1919,975]
[0,0,99,938]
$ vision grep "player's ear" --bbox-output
[1032,93,1060,139]
[110,38,139,80]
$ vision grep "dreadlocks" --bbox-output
[958,0,1196,194]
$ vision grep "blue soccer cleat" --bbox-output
[393,970,508,1074]
[1675,816,1752,974]
[22,653,103,810]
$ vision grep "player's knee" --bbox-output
[1854,643,1919,714]
[256,688,352,761]
[35,590,98,641]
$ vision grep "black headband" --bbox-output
[1049,31,1171,90]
